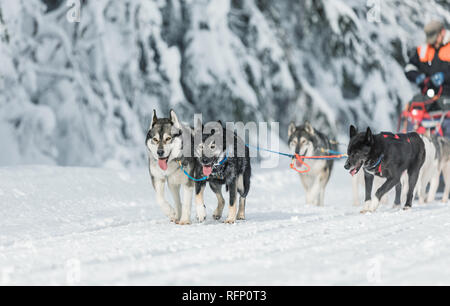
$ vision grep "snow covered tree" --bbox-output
[0,0,449,167]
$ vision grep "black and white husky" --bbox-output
[193,121,251,224]
[345,126,425,212]
[288,121,335,206]
[388,133,449,206]
[146,110,196,225]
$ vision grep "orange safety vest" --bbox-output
[417,43,450,63]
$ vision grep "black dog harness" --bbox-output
[365,133,412,176]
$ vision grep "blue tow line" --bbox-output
[180,145,347,182]
[180,152,229,182]
[244,143,295,158]
[245,144,347,160]
[180,163,208,182]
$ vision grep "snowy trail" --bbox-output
[1,163,450,285]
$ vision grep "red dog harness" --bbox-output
[382,133,411,143]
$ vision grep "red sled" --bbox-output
[398,85,450,137]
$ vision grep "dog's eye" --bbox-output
[165,136,172,142]
[210,143,216,150]
[152,137,159,143]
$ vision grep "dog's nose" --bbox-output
[344,161,350,170]
[201,157,209,164]
[157,149,165,157]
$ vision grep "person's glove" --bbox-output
[415,73,426,85]
[431,72,445,87]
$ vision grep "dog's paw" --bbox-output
[196,206,207,223]
[224,218,236,224]
[177,219,192,225]
[403,206,412,211]
[360,207,375,214]
[361,200,371,212]
[237,214,245,221]
[392,204,401,210]
[168,209,179,223]
[213,209,223,220]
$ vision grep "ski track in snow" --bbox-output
[1,163,450,285]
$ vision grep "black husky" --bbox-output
[193,121,251,223]
[344,126,425,212]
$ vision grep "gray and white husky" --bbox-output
[426,135,450,203]
[415,134,440,204]
[288,121,335,206]
[146,110,196,225]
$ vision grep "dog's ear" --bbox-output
[304,121,315,135]
[288,122,296,137]
[365,127,374,145]
[151,110,158,127]
[349,125,357,138]
[169,109,181,129]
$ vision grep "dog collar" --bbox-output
[365,154,384,171]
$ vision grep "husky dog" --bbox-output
[428,136,450,203]
[146,110,196,225]
[288,121,335,206]
[345,126,425,212]
[193,121,251,224]
[414,134,440,204]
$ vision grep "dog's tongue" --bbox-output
[350,168,357,176]
[158,158,168,171]
[203,166,213,176]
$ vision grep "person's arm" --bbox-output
[404,50,423,83]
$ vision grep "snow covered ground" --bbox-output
[1,161,450,285]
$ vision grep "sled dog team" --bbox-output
[146,110,450,224]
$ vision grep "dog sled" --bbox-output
[398,84,450,137]
[398,84,450,192]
